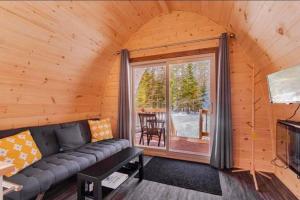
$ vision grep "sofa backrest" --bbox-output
[30,124,61,157]
[0,119,96,157]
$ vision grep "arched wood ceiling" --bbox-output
[1,1,300,197]
[1,1,299,136]
[0,1,162,128]
[2,1,299,92]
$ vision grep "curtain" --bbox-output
[117,49,131,144]
[210,33,233,169]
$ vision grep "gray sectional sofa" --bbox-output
[0,119,129,200]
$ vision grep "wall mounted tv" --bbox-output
[267,65,300,104]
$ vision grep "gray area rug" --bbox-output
[135,157,222,195]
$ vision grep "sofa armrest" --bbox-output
[3,180,23,198]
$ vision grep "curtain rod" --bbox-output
[115,32,235,55]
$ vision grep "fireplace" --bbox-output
[277,120,300,177]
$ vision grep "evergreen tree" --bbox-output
[181,63,201,113]
[152,69,166,108]
[136,69,154,108]
[171,67,182,111]
[136,63,208,112]
[136,67,166,109]
[199,83,207,109]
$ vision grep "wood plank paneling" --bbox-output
[1,1,300,197]
[0,1,160,130]
[100,12,273,173]
[219,2,300,198]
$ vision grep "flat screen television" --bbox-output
[267,65,300,104]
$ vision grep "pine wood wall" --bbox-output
[0,1,160,129]
[1,2,300,197]
[230,2,300,197]
[101,12,273,172]
[0,2,105,129]
[257,61,300,198]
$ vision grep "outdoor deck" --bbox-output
[134,132,209,155]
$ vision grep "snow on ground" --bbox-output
[172,112,209,138]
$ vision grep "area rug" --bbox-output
[135,157,222,196]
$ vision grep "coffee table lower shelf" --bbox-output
[84,163,141,199]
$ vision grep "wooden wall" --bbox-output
[166,2,300,197]
[0,2,98,129]
[101,11,273,172]
[257,61,300,199]
[223,2,300,198]
[0,1,160,129]
[1,1,300,197]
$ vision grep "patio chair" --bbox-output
[138,113,165,147]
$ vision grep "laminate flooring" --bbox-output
[44,157,298,200]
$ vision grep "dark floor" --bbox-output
[43,157,298,200]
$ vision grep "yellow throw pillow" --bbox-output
[88,119,113,142]
[0,130,42,177]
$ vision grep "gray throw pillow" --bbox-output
[55,124,85,151]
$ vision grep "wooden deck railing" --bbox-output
[199,109,209,138]
[137,108,209,139]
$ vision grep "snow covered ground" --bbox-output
[172,112,203,138]
[134,112,210,139]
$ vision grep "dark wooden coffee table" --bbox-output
[77,147,144,200]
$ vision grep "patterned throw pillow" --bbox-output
[0,130,42,177]
[88,119,113,142]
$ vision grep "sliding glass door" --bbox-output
[169,58,214,155]
[131,54,215,157]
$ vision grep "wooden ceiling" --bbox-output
[163,1,300,72]
[1,1,300,196]
[2,1,299,70]
[0,1,299,126]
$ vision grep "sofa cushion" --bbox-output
[0,120,93,156]
[32,151,96,184]
[5,174,41,200]
[76,138,130,161]
[61,120,92,144]
[1,120,129,200]
[88,119,113,142]
[55,124,85,151]
[30,124,61,157]
[5,148,99,200]
[0,130,42,176]
[5,164,55,200]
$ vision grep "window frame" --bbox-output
[130,49,217,160]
